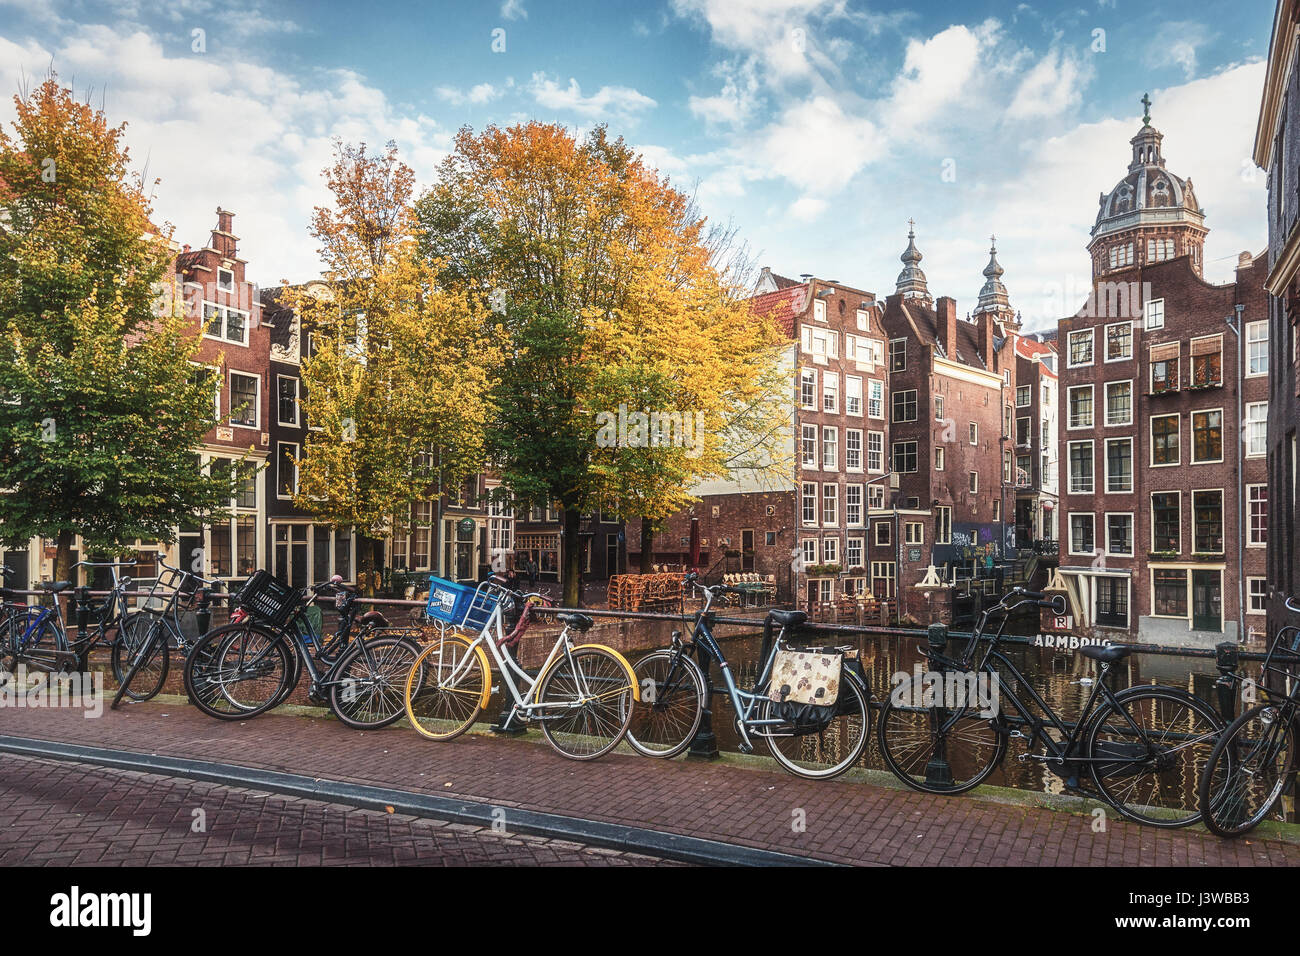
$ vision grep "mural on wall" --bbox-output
[930,522,1015,568]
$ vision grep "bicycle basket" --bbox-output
[425,576,499,630]
[235,570,302,628]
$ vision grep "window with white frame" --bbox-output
[868,379,884,418]
[204,302,248,345]
[1067,385,1093,428]
[217,267,234,292]
[801,424,818,468]
[1069,513,1095,554]
[934,395,945,421]
[1106,513,1133,555]
[1068,329,1094,366]
[1068,441,1094,494]
[822,537,839,564]
[1193,490,1225,553]
[801,482,818,526]
[889,338,906,372]
[1144,298,1165,330]
[822,372,838,413]
[866,431,883,472]
[875,522,891,546]
[1191,409,1223,463]
[801,325,838,359]
[934,446,945,471]
[1247,484,1268,546]
[846,537,863,568]
[968,422,978,445]
[1109,243,1134,269]
[846,484,863,526]
[229,372,260,427]
[822,426,838,470]
[846,376,862,415]
[1105,381,1132,425]
[822,484,838,525]
[1147,238,1175,262]
[1016,385,1031,407]
[1105,438,1133,492]
[802,538,818,566]
[935,506,951,544]
[814,299,826,322]
[277,443,298,499]
[1246,320,1268,376]
[1105,322,1132,361]
[799,368,816,409]
[845,429,862,471]
[1150,413,1180,466]
[969,471,978,494]
[904,522,923,545]
[893,389,917,423]
[867,484,885,510]
[1248,577,1267,614]
[1244,402,1267,457]
[277,375,299,426]
[892,440,918,473]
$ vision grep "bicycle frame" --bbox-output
[665,585,811,753]
[434,582,613,723]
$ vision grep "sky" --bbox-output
[0,0,1277,329]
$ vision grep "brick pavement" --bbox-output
[0,701,1296,866]
[0,754,680,866]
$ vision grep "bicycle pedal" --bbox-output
[737,742,754,755]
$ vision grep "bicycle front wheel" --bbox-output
[877,672,1007,794]
[184,622,291,720]
[111,615,171,703]
[329,635,422,730]
[404,633,489,741]
[537,645,636,760]
[1087,686,1222,828]
[1199,702,1297,838]
[763,672,871,780]
[627,648,705,758]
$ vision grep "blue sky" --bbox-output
[0,0,1276,327]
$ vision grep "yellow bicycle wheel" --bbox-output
[404,632,491,741]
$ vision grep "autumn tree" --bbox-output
[0,77,234,582]
[415,123,789,605]
[289,141,496,590]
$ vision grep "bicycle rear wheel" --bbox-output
[1087,686,1222,828]
[184,622,291,719]
[763,671,871,779]
[627,648,705,758]
[329,635,422,730]
[404,633,489,741]
[1199,703,1297,837]
[537,645,636,760]
[877,672,1007,794]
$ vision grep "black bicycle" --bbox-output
[1197,595,1300,837]
[626,573,871,780]
[182,571,423,729]
[111,558,218,707]
[877,587,1225,828]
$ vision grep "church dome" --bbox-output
[1091,102,1204,242]
[895,221,931,300]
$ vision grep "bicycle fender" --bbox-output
[566,643,641,702]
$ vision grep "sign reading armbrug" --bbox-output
[49,886,151,936]
[1032,633,1110,650]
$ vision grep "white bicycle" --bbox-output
[403,580,639,761]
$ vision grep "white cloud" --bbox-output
[787,196,827,221]
[752,95,882,195]
[688,59,760,127]
[436,82,505,106]
[1145,21,1214,80]
[500,0,527,21]
[527,72,657,120]
[885,21,997,136]
[0,24,454,287]
[1005,47,1089,120]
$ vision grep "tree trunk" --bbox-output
[561,507,582,608]
[639,517,654,573]
[55,528,75,585]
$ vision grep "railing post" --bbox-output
[1213,641,1239,723]
[687,642,720,760]
[196,587,213,638]
[923,622,955,788]
[74,586,90,639]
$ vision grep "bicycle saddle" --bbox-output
[557,612,594,632]
[39,580,73,593]
[767,609,807,628]
[1077,643,1132,663]
[359,610,389,627]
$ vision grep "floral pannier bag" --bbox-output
[767,647,843,734]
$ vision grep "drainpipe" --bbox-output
[1226,305,1245,642]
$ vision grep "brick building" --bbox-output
[1057,107,1270,645]
[878,227,1018,598]
[1255,0,1300,640]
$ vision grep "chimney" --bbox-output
[975,312,996,369]
[936,296,958,358]
[212,207,237,258]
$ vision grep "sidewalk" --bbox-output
[1,700,1296,866]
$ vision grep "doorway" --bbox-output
[1192,570,1222,632]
